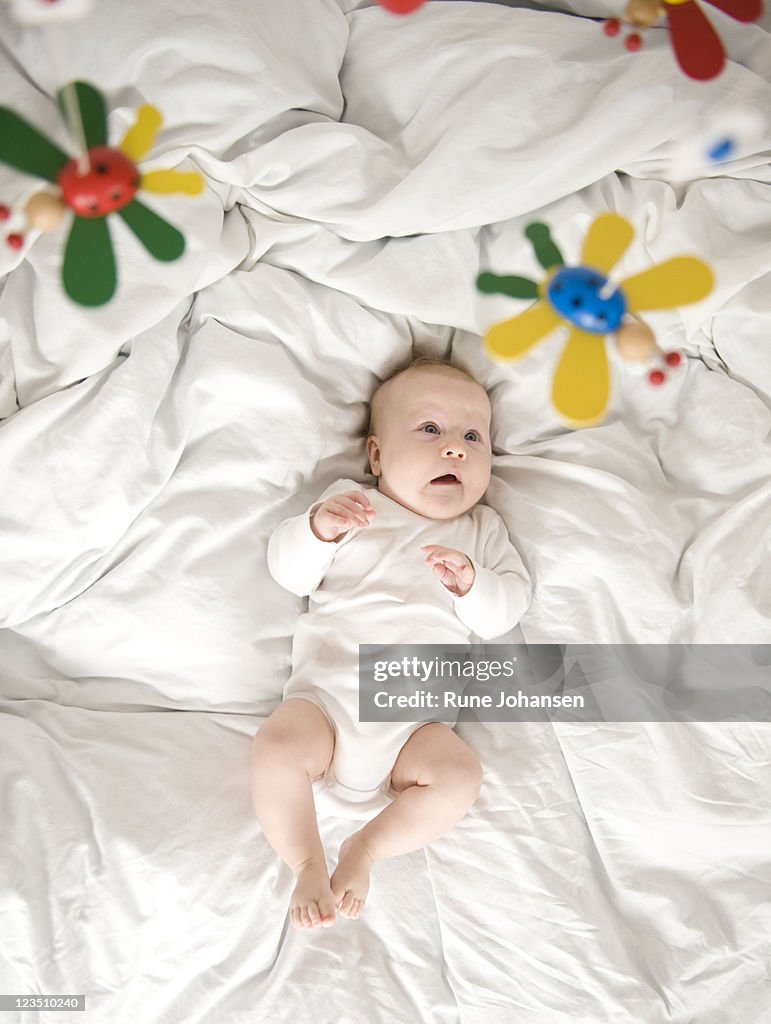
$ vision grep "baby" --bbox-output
[251,357,530,929]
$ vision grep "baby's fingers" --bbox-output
[421,544,459,559]
[432,561,455,584]
[421,546,468,571]
[328,496,372,528]
[341,490,375,516]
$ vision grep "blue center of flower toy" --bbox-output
[706,136,735,163]
[546,266,626,334]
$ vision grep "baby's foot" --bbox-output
[329,833,374,920]
[290,858,336,929]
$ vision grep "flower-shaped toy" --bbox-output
[477,214,713,426]
[603,0,763,80]
[0,81,203,305]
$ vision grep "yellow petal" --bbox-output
[140,169,205,196]
[552,328,609,426]
[580,213,634,274]
[621,257,713,313]
[119,105,162,162]
[484,300,562,360]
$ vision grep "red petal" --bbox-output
[702,0,762,22]
[665,2,725,80]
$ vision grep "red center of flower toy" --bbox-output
[378,0,425,13]
[57,146,140,218]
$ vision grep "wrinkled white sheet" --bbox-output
[1,1,770,1022]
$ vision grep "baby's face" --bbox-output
[367,367,493,520]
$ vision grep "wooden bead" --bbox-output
[615,321,657,362]
[625,0,663,28]
[24,191,66,232]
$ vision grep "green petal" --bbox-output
[118,199,185,261]
[477,272,539,300]
[0,107,68,182]
[525,223,564,271]
[57,82,107,149]
[62,217,117,306]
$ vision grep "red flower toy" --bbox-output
[603,0,763,80]
[0,81,203,305]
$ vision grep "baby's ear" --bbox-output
[366,435,381,476]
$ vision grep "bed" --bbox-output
[1,0,770,1021]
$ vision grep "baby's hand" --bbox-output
[311,491,375,542]
[421,545,476,597]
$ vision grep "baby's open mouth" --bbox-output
[431,473,461,485]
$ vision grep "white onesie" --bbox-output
[268,478,530,815]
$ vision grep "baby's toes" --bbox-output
[350,899,364,919]
[318,895,336,927]
[338,890,356,917]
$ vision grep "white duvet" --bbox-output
[0,1,769,1022]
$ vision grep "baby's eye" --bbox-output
[464,430,480,442]
[422,423,440,435]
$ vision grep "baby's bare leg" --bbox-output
[330,724,482,918]
[250,698,336,929]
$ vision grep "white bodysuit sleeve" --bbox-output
[452,508,531,639]
[267,479,358,597]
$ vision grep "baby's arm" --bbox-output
[446,509,531,639]
[267,487,373,596]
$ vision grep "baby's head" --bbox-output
[366,356,492,520]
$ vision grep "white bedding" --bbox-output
[1,1,770,1021]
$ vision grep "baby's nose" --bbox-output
[442,444,467,461]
